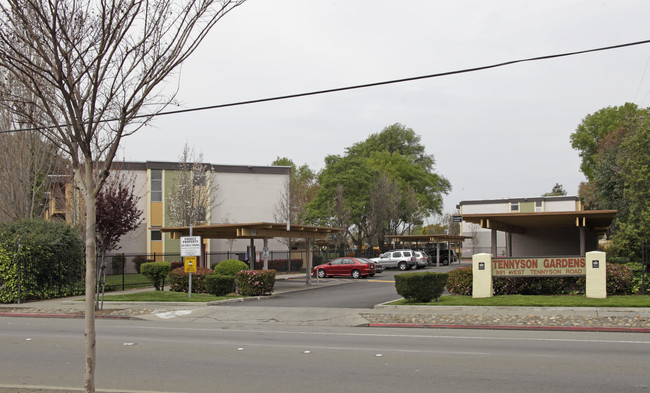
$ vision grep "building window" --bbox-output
[151,169,162,202]
[151,229,162,241]
[535,201,543,212]
[510,202,519,212]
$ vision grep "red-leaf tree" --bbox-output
[96,173,143,257]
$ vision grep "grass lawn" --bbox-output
[389,295,650,307]
[104,273,154,289]
[100,291,241,303]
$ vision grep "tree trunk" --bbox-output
[82,164,97,393]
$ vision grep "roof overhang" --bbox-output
[160,222,344,241]
[460,210,617,235]
[385,234,471,243]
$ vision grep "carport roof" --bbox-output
[460,210,617,234]
[160,222,344,240]
[385,234,471,243]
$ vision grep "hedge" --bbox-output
[213,259,249,276]
[140,262,172,291]
[253,259,304,272]
[446,266,473,296]
[235,270,276,296]
[206,275,236,296]
[0,219,84,303]
[395,272,448,303]
[169,267,213,293]
[446,263,637,296]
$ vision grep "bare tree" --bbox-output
[274,178,295,249]
[272,157,319,250]
[0,1,246,391]
[167,143,220,227]
[0,69,69,221]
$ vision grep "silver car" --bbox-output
[371,250,417,271]
[412,251,429,269]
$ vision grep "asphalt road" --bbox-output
[237,264,461,308]
[2,317,649,393]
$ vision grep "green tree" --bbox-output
[570,103,643,181]
[308,154,377,250]
[542,183,567,197]
[307,123,450,251]
[608,119,650,258]
[571,104,650,258]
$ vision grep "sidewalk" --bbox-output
[1,273,649,332]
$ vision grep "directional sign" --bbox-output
[180,236,201,257]
[184,256,197,273]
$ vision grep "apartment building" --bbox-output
[458,196,616,257]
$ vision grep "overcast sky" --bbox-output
[120,0,650,219]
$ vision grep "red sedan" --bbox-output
[313,257,376,279]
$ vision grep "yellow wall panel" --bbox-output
[151,201,163,227]
[150,241,163,261]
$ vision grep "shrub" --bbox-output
[133,255,152,273]
[607,256,630,264]
[140,262,172,291]
[0,219,84,303]
[213,259,249,276]
[170,261,184,270]
[395,272,448,303]
[494,276,581,295]
[111,254,126,274]
[446,266,472,295]
[206,274,236,296]
[253,259,304,272]
[169,267,213,293]
[626,262,645,294]
[605,263,634,295]
[235,270,276,296]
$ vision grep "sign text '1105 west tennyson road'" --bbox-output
[492,257,586,277]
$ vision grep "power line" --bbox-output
[3,38,650,134]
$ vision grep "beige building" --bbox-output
[117,161,291,263]
[45,161,291,268]
[458,196,616,257]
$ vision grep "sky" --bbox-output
[120,0,650,220]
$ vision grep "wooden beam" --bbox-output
[484,219,526,235]
[237,227,330,240]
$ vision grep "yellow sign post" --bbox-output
[184,256,197,273]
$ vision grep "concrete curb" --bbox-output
[368,322,650,333]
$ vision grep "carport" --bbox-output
[460,210,617,257]
[384,234,471,267]
[160,222,344,285]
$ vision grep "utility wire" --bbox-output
[3,38,650,134]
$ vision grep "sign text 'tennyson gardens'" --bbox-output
[492,257,586,277]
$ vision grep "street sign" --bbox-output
[180,236,201,257]
[451,215,463,223]
[184,256,197,273]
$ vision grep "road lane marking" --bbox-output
[119,325,650,345]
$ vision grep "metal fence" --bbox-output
[98,248,378,291]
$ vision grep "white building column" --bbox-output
[472,253,493,298]
[586,251,606,298]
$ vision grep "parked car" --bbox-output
[412,251,429,269]
[425,248,457,265]
[359,257,383,273]
[370,249,417,271]
[313,257,376,279]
